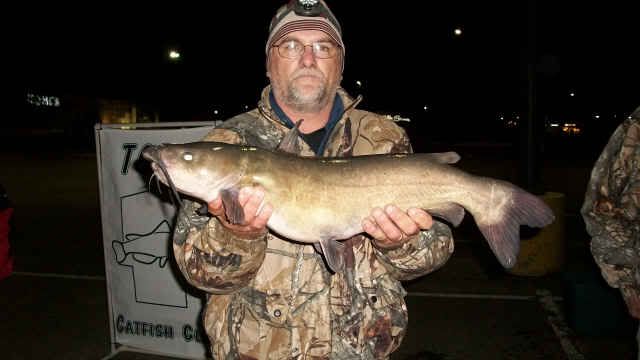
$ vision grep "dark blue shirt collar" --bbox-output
[269,90,344,156]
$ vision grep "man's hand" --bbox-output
[623,290,640,319]
[208,187,273,238]
[362,205,433,249]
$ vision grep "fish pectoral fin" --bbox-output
[425,151,461,164]
[318,239,345,273]
[219,188,245,225]
[276,119,304,154]
[427,203,466,227]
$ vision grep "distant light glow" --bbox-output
[550,123,560,127]
[423,105,429,111]
[569,92,575,97]
[594,114,600,119]
[213,110,219,115]
[562,123,581,135]
[355,80,362,87]
[169,50,181,60]
[27,93,61,107]
[454,28,462,36]
[244,105,249,110]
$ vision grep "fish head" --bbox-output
[142,142,242,203]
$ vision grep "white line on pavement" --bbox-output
[13,271,106,281]
[408,291,563,301]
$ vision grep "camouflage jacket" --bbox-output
[173,86,455,359]
[581,106,640,302]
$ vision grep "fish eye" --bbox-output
[183,152,193,161]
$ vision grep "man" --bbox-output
[173,1,454,358]
[581,105,640,358]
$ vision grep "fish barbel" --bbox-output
[142,142,554,273]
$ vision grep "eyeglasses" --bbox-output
[272,39,341,59]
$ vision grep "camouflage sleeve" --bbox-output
[171,125,268,294]
[373,222,455,281]
[581,108,640,290]
[172,200,267,294]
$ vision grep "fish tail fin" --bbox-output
[478,186,555,269]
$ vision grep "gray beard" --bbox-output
[285,83,329,113]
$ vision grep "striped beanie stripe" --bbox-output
[267,19,343,51]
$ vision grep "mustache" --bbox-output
[291,68,324,80]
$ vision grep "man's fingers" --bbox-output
[408,208,433,230]
[242,189,265,222]
[208,197,224,216]
[364,206,433,249]
[385,205,419,236]
[372,207,403,241]
[253,203,273,229]
[237,187,252,207]
[363,217,387,241]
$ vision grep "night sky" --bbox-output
[20,1,639,134]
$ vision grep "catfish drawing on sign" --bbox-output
[142,125,554,274]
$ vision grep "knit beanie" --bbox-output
[266,0,344,69]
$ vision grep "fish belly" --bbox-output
[264,183,445,243]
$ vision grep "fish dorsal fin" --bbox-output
[427,203,465,227]
[318,239,345,273]
[277,119,304,154]
[219,188,244,225]
[424,151,461,164]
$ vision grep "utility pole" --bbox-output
[520,0,543,195]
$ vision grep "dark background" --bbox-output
[15,1,640,151]
[4,2,639,358]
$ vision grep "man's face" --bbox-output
[267,30,342,113]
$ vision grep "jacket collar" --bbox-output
[257,85,362,128]
[257,85,363,155]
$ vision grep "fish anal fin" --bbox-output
[478,222,520,269]
[277,119,304,154]
[318,239,345,273]
[220,188,244,225]
[427,203,465,227]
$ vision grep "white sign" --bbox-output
[95,123,216,359]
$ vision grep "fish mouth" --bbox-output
[141,144,162,163]
[142,145,184,208]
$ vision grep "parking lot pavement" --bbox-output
[0,271,567,360]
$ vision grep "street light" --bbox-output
[169,50,181,61]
